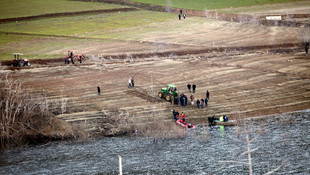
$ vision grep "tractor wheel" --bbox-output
[165,94,171,101]
[158,92,163,98]
[19,60,24,67]
[26,62,31,66]
[13,63,18,67]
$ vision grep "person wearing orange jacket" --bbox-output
[181,112,186,123]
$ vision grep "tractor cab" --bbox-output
[13,53,23,61]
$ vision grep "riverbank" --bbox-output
[1,111,309,174]
[1,0,310,150]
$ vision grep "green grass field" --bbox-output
[0,10,175,61]
[0,0,126,19]
[130,0,303,10]
[0,11,173,37]
[0,0,307,61]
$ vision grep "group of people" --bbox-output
[178,9,186,20]
[128,77,135,88]
[196,90,210,109]
[175,83,210,110]
[208,115,228,126]
[172,110,186,122]
[187,83,196,93]
[177,93,188,106]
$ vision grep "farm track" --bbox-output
[0,8,137,23]
[0,41,302,67]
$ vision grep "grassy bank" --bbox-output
[130,0,304,10]
[0,34,115,61]
[0,0,126,19]
[0,10,175,60]
[0,11,173,37]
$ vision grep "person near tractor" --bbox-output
[187,83,191,93]
[68,51,74,64]
[77,54,85,63]
[192,83,196,93]
[177,95,181,107]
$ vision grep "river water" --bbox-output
[1,111,310,175]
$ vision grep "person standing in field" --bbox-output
[178,14,181,20]
[97,86,101,95]
[200,99,204,108]
[187,83,191,93]
[196,99,200,109]
[131,77,135,87]
[206,90,210,100]
[128,77,132,88]
[305,42,309,56]
[192,83,196,93]
[190,94,194,105]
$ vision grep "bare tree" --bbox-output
[218,118,286,175]
[0,74,51,152]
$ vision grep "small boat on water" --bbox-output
[176,119,195,128]
[208,115,237,126]
[213,119,237,126]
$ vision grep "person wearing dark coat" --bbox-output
[305,42,309,56]
[97,86,101,95]
[184,94,188,105]
[205,98,208,107]
[192,83,196,93]
[206,90,210,100]
[196,99,200,109]
[178,14,181,20]
[187,83,191,93]
[131,77,135,87]
[200,99,204,108]
[173,110,179,120]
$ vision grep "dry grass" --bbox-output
[0,74,87,152]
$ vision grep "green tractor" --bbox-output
[158,84,178,101]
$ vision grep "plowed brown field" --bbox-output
[1,5,310,135]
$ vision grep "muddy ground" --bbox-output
[1,4,310,136]
[1,44,310,135]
